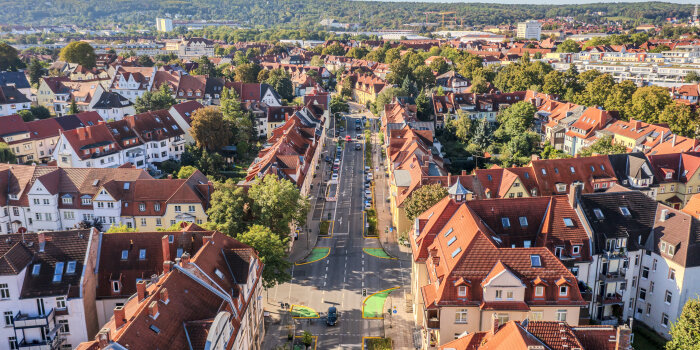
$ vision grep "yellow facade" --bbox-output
[37,80,58,114]
[131,203,207,231]
[612,134,638,150]
[656,182,697,208]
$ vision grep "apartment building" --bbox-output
[78,228,264,350]
[647,152,700,208]
[0,229,100,350]
[0,163,212,234]
[516,20,542,40]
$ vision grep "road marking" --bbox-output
[324,274,327,279]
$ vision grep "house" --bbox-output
[78,227,264,350]
[563,107,613,156]
[607,152,657,199]
[163,37,215,59]
[435,71,469,93]
[89,91,135,121]
[410,189,586,349]
[225,82,282,107]
[0,229,101,350]
[167,100,205,144]
[0,85,31,116]
[530,156,618,195]
[37,77,72,115]
[343,73,387,105]
[647,152,700,208]
[0,71,32,101]
[108,66,157,103]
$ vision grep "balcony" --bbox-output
[599,269,627,282]
[17,333,64,350]
[601,292,624,305]
[14,308,54,329]
[425,310,440,329]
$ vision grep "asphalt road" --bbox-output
[268,111,408,349]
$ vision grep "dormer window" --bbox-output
[501,218,510,228]
[559,285,568,296]
[32,264,41,276]
[535,285,544,297]
[139,204,145,212]
[620,207,631,217]
[668,244,675,256]
[139,249,146,260]
[593,208,604,220]
[666,172,672,179]
[541,168,547,175]
[458,286,467,297]
[572,245,581,255]
[53,262,64,283]
[530,255,542,267]
[66,261,77,274]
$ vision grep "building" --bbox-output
[410,187,586,349]
[647,152,700,208]
[163,38,215,59]
[77,227,265,350]
[156,17,173,32]
[517,21,542,40]
[0,85,30,116]
[0,229,101,350]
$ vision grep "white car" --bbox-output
[364,202,372,209]
[334,159,340,166]
[366,172,373,181]
[331,174,339,181]
[364,166,370,173]
[365,189,372,198]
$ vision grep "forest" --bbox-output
[0,0,693,29]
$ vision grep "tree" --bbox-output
[206,179,250,237]
[660,102,697,137]
[220,87,244,119]
[237,224,291,289]
[309,56,324,67]
[0,142,16,163]
[412,65,435,91]
[604,81,637,118]
[247,175,309,239]
[577,135,627,157]
[685,71,700,83]
[68,99,79,115]
[471,117,494,150]
[375,87,408,112]
[28,59,43,87]
[401,76,418,97]
[134,84,176,113]
[470,75,489,94]
[346,47,369,59]
[416,89,433,121]
[575,74,615,107]
[301,330,314,349]
[266,68,294,101]
[192,56,219,77]
[190,106,233,151]
[429,57,449,75]
[234,62,261,83]
[446,111,472,144]
[330,95,349,115]
[59,41,96,69]
[177,165,198,179]
[220,87,254,154]
[494,101,537,143]
[500,132,540,167]
[137,55,154,67]
[18,110,34,122]
[105,224,137,233]
[340,77,353,98]
[542,70,567,96]
[626,86,673,123]
[29,105,50,120]
[0,43,24,71]
[404,184,449,221]
[556,39,581,53]
[667,297,700,350]
[541,144,571,159]
[322,43,345,56]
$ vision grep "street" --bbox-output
[264,108,409,349]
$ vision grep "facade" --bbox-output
[164,38,215,59]
[517,21,542,40]
[156,17,173,32]
[0,85,30,116]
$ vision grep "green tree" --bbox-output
[136,55,154,67]
[206,179,250,236]
[375,87,408,112]
[660,102,697,137]
[340,77,353,98]
[494,101,537,143]
[301,330,314,349]
[247,175,309,238]
[28,59,43,87]
[471,117,494,150]
[192,56,219,77]
[68,100,79,114]
[429,57,449,74]
[266,68,294,101]
[577,135,627,157]
[220,87,254,154]
[176,165,198,179]
[470,75,489,94]
[190,106,233,151]
[415,89,433,121]
[18,110,34,122]
[401,76,418,97]
[667,297,700,350]
[404,184,449,221]
[578,69,602,86]
[575,74,615,107]
[0,43,24,71]
[0,142,16,163]
[59,41,96,69]
[412,65,435,91]
[29,105,50,120]
[322,43,345,56]
[542,70,567,96]
[237,224,291,289]
[234,62,261,83]
[346,47,369,59]
[556,39,581,53]
[685,71,700,83]
[604,81,637,118]
[330,95,349,115]
[541,144,571,159]
[134,84,176,113]
[309,56,324,67]
[105,224,137,233]
[500,132,540,166]
[626,86,673,123]
[446,111,472,144]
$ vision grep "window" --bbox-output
[63,211,74,220]
[455,309,468,324]
[620,207,631,216]
[530,255,541,267]
[81,197,91,205]
[501,217,510,228]
[506,291,514,300]
[662,313,669,327]
[650,281,655,294]
[121,250,128,260]
[496,314,509,324]
[530,311,543,321]
[559,285,568,296]
[97,202,104,208]
[458,286,467,297]
[646,304,651,316]
[642,267,649,279]
[4,311,13,326]
[155,203,161,211]
[141,218,147,226]
[661,242,667,252]
[495,290,503,300]
[640,288,647,301]
[33,199,40,205]
[555,246,563,258]
[112,281,120,293]
[665,290,673,304]
[175,205,181,212]
[541,169,547,175]
[188,205,195,212]
[9,336,17,350]
[32,264,40,276]
[669,268,676,280]
[176,248,183,258]
[572,245,581,255]
[53,262,64,283]
[519,216,528,227]
[668,244,675,256]
[451,247,461,258]
[556,309,567,322]
[156,218,162,226]
[63,261,76,275]
[563,218,574,227]
[139,249,146,260]
[58,319,69,334]
[535,286,544,297]
[0,284,8,299]
[593,208,604,220]
[214,269,224,279]
[652,259,657,272]
[139,204,145,212]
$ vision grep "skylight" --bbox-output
[530,255,542,267]
[447,236,457,246]
[444,228,454,237]
[451,247,462,258]
[53,262,64,283]
[519,216,528,227]
[168,235,174,243]
[590,166,595,172]
[149,325,160,334]
[66,261,77,274]
[620,207,631,217]
[541,169,547,175]
[501,217,511,228]
[593,208,604,220]
[139,249,146,260]
[570,166,575,173]
[554,168,559,174]
[121,250,128,260]
[32,264,40,276]
[563,218,574,227]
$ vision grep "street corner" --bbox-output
[295,247,331,265]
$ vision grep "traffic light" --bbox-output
[362,288,367,297]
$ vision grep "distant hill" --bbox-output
[1,0,692,29]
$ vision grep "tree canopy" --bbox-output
[0,142,16,163]
[0,43,24,71]
[667,297,700,350]
[404,184,449,221]
[577,135,627,157]
[189,106,233,151]
[134,84,176,113]
[237,224,291,289]
[59,41,96,69]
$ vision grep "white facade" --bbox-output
[156,18,173,33]
[517,21,541,40]
[0,101,30,117]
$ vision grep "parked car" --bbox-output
[339,126,344,132]
[345,135,352,142]
[366,172,373,181]
[364,166,370,173]
[356,134,362,140]
[331,174,338,181]
[325,155,332,163]
[355,144,362,150]
[335,130,340,137]
[364,201,372,209]
[326,307,338,326]
[334,159,340,165]
[365,189,372,198]
[364,182,370,189]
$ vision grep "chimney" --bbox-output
[148,301,159,319]
[568,182,582,209]
[167,174,173,179]
[180,252,191,268]
[136,280,147,302]
[447,173,452,186]
[492,314,500,334]
[461,170,467,176]
[163,260,173,273]
[161,235,170,262]
[113,306,126,329]
[160,288,169,303]
[97,328,111,349]
[615,324,633,350]
[661,209,669,222]
[38,232,46,252]
[633,120,642,130]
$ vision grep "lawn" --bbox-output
[366,337,392,350]
[362,287,399,319]
[319,221,331,236]
[295,247,330,265]
[290,305,319,318]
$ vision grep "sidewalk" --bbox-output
[384,287,417,349]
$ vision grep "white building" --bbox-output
[156,18,173,32]
[517,20,542,40]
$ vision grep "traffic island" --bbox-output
[295,247,330,265]
[363,248,396,260]
[363,337,393,350]
[362,287,399,319]
[290,305,319,319]
[319,221,331,237]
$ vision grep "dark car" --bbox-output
[325,156,331,163]
[335,130,340,137]
[326,306,338,326]
[356,134,362,140]
[355,125,361,131]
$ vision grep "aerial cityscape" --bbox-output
[3,1,700,349]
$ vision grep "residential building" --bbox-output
[0,85,30,116]
[78,228,264,350]
[167,100,205,144]
[163,37,215,59]
[563,107,613,156]
[89,91,135,121]
[156,17,173,32]
[344,73,387,105]
[0,71,32,101]
[0,229,101,350]
[517,21,542,40]
[435,71,469,93]
[108,66,157,103]
[647,152,700,208]
[607,152,657,199]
